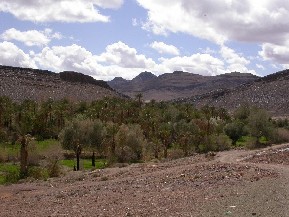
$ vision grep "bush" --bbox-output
[0,147,8,163]
[167,148,185,159]
[28,166,49,180]
[5,169,20,184]
[198,134,231,153]
[272,128,289,144]
[42,141,63,177]
[244,137,261,149]
[0,164,20,184]
[47,160,62,177]
[27,141,41,166]
[211,134,232,151]
[0,129,8,143]
[115,124,146,163]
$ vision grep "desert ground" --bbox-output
[1,144,289,217]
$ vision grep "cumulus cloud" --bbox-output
[30,42,156,79]
[157,53,226,76]
[34,44,95,73]
[96,41,156,68]
[136,0,289,66]
[220,46,256,74]
[150,41,180,56]
[0,40,257,80]
[1,28,62,47]
[259,43,289,64]
[137,0,289,46]
[0,41,36,68]
[0,0,124,23]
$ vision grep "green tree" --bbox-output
[175,120,199,156]
[224,121,247,145]
[60,119,92,170]
[90,119,106,166]
[115,124,146,163]
[247,108,273,147]
[158,122,173,158]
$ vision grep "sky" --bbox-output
[0,0,289,81]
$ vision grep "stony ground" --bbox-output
[1,144,289,217]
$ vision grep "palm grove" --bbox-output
[0,95,288,182]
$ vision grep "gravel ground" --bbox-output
[1,144,289,217]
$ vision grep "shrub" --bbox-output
[43,141,63,177]
[115,124,146,163]
[47,160,62,177]
[5,169,20,184]
[1,164,20,184]
[272,128,289,144]
[28,166,49,180]
[27,141,41,166]
[0,129,8,143]
[198,134,231,153]
[211,134,232,151]
[0,147,8,163]
[167,148,184,159]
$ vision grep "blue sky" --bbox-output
[0,0,288,80]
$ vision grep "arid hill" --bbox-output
[0,65,123,102]
[180,69,289,116]
[108,71,259,101]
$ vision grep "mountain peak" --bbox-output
[133,71,157,81]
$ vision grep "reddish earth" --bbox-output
[1,144,289,217]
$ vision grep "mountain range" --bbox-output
[180,69,289,116]
[108,71,259,101]
[1,65,289,116]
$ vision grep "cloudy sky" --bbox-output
[0,0,288,80]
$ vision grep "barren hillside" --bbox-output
[181,69,289,116]
[0,65,123,102]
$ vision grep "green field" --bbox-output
[60,158,107,170]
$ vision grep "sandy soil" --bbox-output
[1,144,289,217]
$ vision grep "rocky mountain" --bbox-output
[108,71,259,101]
[179,69,289,116]
[0,65,123,102]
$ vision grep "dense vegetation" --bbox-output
[0,96,289,184]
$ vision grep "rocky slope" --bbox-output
[0,65,122,102]
[180,69,289,116]
[2,144,289,216]
[108,71,259,101]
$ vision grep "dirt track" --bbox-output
[1,144,289,217]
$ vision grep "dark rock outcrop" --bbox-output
[59,71,112,90]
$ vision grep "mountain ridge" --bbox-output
[108,70,259,101]
[179,69,289,116]
[0,65,123,102]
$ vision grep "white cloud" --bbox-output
[220,46,256,74]
[0,40,258,80]
[157,53,226,76]
[259,43,289,64]
[34,44,95,72]
[31,42,156,80]
[1,28,62,47]
[137,0,289,46]
[0,41,36,68]
[97,41,156,68]
[256,64,265,70]
[0,0,124,23]
[132,18,138,27]
[150,41,180,56]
